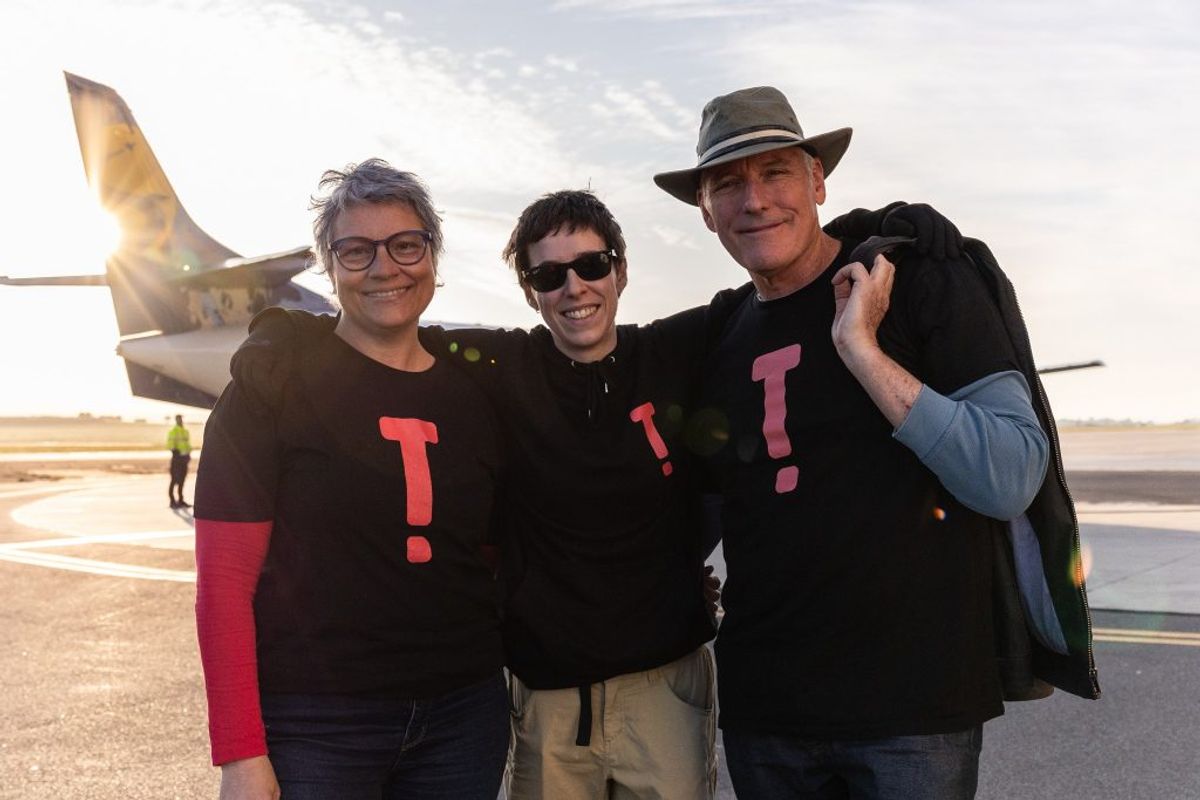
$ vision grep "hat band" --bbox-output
[698,128,805,165]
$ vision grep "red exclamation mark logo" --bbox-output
[379,417,439,563]
[630,402,673,476]
[751,345,802,494]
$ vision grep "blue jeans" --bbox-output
[723,725,983,800]
[261,673,509,800]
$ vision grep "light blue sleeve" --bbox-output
[892,370,1049,520]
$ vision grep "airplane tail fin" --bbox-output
[65,72,240,337]
[8,74,335,408]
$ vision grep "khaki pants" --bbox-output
[505,647,717,800]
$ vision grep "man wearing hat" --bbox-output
[656,87,1051,798]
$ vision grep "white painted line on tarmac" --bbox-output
[0,450,176,462]
[1,478,196,581]
[0,480,127,501]
[0,547,195,582]
[0,529,192,549]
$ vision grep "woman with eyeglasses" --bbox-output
[194,159,507,800]
[237,190,727,799]
[234,190,959,799]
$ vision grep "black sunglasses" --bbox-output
[523,250,618,293]
[330,229,433,272]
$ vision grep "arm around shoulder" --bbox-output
[233,308,336,413]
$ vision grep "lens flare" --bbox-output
[89,195,124,258]
[1071,542,1094,587]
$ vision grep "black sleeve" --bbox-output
[422,326,535,393]
[642,304,711,367]
[194,380,279,522]
[824,201,906,241]
[901,257,1021,395]
[418,325,522,366]
[232,309,337,414]
[644,282,756,359]
[827,202,964,261]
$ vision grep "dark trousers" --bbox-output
[724,725,983,800]
[168,453,190,504]
[261,673,509,800]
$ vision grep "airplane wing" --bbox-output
[3,245,314,292]
[172,246,313,290]
[1,274,108,286]
[1038,361,1105,375]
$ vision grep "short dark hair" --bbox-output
[501,190,626,288]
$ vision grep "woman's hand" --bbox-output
[219,755,280,800]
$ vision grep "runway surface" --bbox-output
[2,428,1198,798]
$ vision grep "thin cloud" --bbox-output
[551,0,793,20]
[590,85,691,142]
[1,0,1195,420]
[545,55,579,72]
[648,224,701,250]
[707,0,1200,421]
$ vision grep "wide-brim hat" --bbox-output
[653,86,852,206]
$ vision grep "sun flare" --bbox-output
[87,200,124,259]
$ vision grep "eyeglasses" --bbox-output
[330,230,433,271]
[523,250,618,293]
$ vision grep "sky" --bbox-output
[0,0,1197,423]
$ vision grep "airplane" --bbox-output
[1037,360,1105,375]
[0,72,335,408]
[0,73,1104,410]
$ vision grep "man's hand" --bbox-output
[219,755,280,800]
[831,255,922,428]
[703,564,722,620]
[831,254,894,364]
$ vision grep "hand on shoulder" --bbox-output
[231,309,336,413]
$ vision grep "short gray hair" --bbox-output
[310,158,444,274]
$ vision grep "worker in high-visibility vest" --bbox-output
[167,414,192,509]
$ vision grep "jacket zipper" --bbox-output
[1010,291,1100,698]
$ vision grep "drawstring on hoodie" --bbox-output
[571,354,616,422]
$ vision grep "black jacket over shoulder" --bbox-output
[964,237,1099,701]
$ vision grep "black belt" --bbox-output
[576,684,592,746]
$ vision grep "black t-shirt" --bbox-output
[420,309,726,689]
[196,332,504,698]
[696,241,1018,738]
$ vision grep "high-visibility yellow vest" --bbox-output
[167,425,192,456]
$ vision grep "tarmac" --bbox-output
[0,427,1198,798]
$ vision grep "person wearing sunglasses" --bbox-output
[485,192,725,799]
[238,191,724,797]
[194,160,509,800]
[234,186,964,799]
